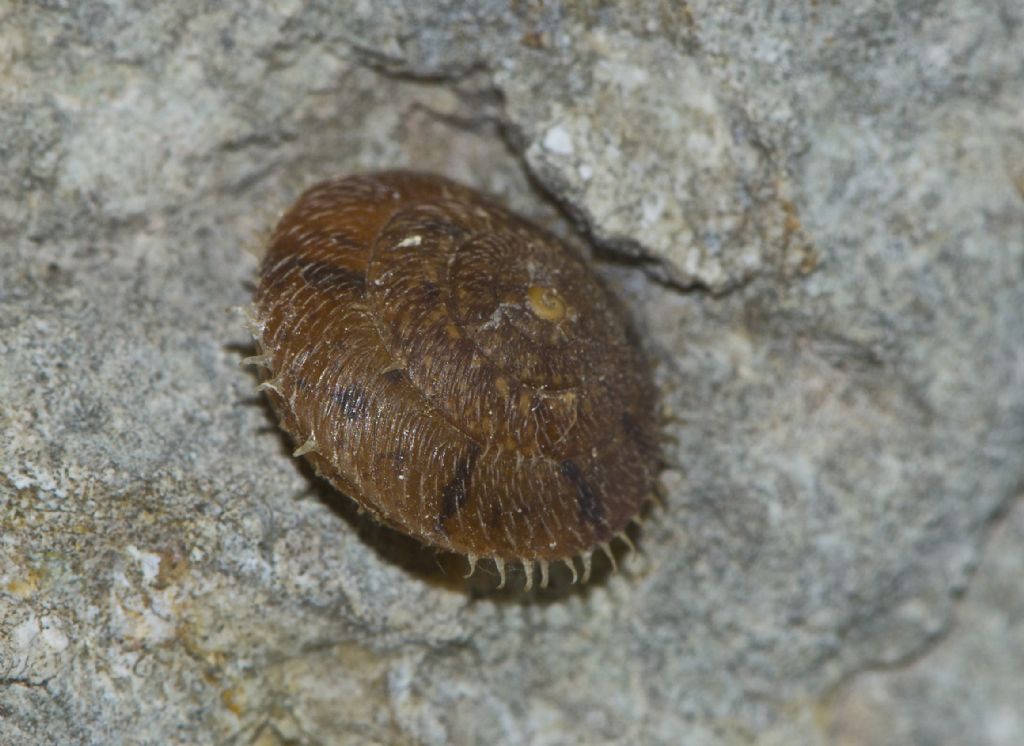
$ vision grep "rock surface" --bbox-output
[2,2,1023,744]
[828,494,1024,746]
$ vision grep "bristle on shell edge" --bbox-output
[467,520,648,591]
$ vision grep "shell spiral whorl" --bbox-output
[252,171,659,587]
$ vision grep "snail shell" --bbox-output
[250,172,659,587]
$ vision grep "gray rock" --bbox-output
[2,2,1022,744]
[827,495,1024,746]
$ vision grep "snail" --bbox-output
[245,171,659,589]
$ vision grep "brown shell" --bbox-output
[251,171,658,581]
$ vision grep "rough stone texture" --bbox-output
[827,493,1024,746]
[2,2,1022,745]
